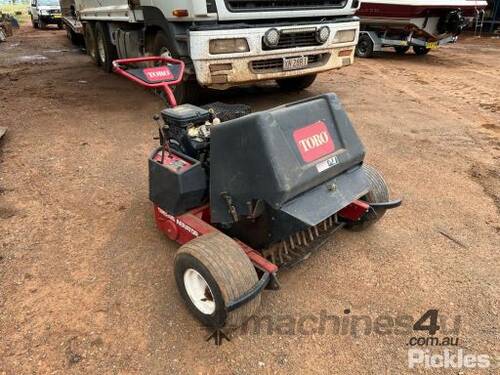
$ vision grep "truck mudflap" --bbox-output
[280,165,369,226]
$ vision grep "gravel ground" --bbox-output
[0,26,499,374]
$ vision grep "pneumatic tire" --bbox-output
[95,22,117,72]
[413,46,431,56]
[174,233,261,329]
[394,46,410,55]
[83,22,99,66]
[151,31,200,104]
[345,164,390,231]
[276,73,317,91]
[355,34,374,58]
[31,16,38,29]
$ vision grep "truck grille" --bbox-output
[226,0,346,11]
[250,53,329,73]
[263,30,323,50]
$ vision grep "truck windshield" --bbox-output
[38,0,60,6]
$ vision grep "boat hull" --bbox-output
[356,0,488,39]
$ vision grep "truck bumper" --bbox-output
[40,15,62,24]
[189,21,359,88]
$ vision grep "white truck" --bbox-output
[29,0,63,29]
[75,0,361,102]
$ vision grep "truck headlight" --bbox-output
[316,26,330,43]
[209,38,250,54]
[333,29,356,43]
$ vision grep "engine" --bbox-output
[160,104,213,164]
[159,102,252,165]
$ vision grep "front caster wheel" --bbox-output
[174,233,261,329]
[345,164,390,231]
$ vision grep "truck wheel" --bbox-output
[413,46,431,56]
[345,164,390,231]
[151,31,199,104]
[174,233,261,329]
[31,16,38,29]
[57,22,63,30]
[95,22,117,73]
[38,19,46,30]
[394,46,410,55]
[276,74,317,91]
[83,23,100,66]
[355,34,374,58]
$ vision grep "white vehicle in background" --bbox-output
[29,0,63,29]
[75,0,361,102]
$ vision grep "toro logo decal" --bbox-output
[293,120,335,163]
[143,66,174,82]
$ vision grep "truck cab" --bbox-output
[29,0,63,29]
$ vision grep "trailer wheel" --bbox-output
[355,34,374,58]
[150,31,199,104]
[174,233,261,329]
[83,23,99,66]
[413,46,431,56]
[394,46,410,55]
[345,164,390,231]
[276,74,317,91]
[95,22,117,73]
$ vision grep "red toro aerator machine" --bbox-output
[113,56,401,330]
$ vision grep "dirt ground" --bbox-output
[0,26,499,374]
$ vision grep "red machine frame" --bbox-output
[113,56,370,277]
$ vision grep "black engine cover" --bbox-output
[210,93,368,226]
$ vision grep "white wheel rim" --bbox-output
[183,268,216,315]
[97,36,105,63]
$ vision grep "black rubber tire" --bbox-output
[31,16,38,29]
[83,22,99,66]
[413,46,431,56]
[38,19,46,30]
[394,46,410,55]
[95,22,117,73]
[345,164,390,231]
[355,34,374,58]
[174,232,261,329]
[276,73,317,91]
[151,31,199,104]
[57,22,63,30]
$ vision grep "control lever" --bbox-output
[153,114,170,164]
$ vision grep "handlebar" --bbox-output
[112,56,185,107]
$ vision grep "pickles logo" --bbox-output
[293,121,335,163]
[143,66,174,82]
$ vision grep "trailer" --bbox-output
[73,0,362,103]
[356,30,458,57]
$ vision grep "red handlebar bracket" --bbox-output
[112,56,185,107]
